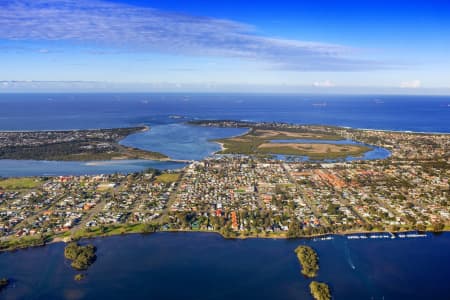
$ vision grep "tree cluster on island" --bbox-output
[294,245,331,300]
[309,281,331,300]
[295,245,319,278]
[74,273,86,281]
[0,278,9,292]
[64,242,97,270]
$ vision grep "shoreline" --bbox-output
[0,125,151,134]
[0,125,175,163]
[188,120,450,135]
[1,227,447,254]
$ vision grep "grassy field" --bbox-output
[0,177,43,190]
[0,235,49,251]
[72,223,153,240]
[258,143,371,159]
[155,173,180,183]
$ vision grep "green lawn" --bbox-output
[155,173,180,184]
[0,177,43,190]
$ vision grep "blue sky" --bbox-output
[0,0,449,93]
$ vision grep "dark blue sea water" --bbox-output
[1,232,449,300]
[0,93,448,177]
[0,93,449,132]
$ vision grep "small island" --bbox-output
[0,126,168,161]
[64,242,97,270]
[295,245,319,278]
[74,273,86,281]
[309,281,331,300]
[0,278,9,292]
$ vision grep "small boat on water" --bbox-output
[405,233,427,238]
[312,236,334,241]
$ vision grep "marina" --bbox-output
[346,232,428,240]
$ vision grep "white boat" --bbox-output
[405,233,427,238]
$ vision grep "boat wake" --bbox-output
[344,241,356,270]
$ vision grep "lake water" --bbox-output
[0,159,187,177]
[120,123,247,161]
[1,232,449,300]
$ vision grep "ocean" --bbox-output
[0,93,449,132]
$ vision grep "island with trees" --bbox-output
[74,273,86,281]
[309,281,331,300]
[64,242,97,270]
[0,278,9,292]
[295,245,319,278]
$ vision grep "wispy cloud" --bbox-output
[400,80,421,88]
[0,0,384,71]
[313,80,336,87]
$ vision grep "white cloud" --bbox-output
[0,0,384,71]
[400,80,421,89]
[313,80,336,87]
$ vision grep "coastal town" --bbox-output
[0,126,167,161]
[0,122,449,250]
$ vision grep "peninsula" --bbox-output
[190,120,371,159]
[0,127,168,161]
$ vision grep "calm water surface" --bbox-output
[0,232,449,300]
[120,123,247,161]
[0,159,186,177]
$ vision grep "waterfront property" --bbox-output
[0,122,448,249]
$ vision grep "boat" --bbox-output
[405,233,427,238]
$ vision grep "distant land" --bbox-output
[0,120,448,253]
[0,126,168,161]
